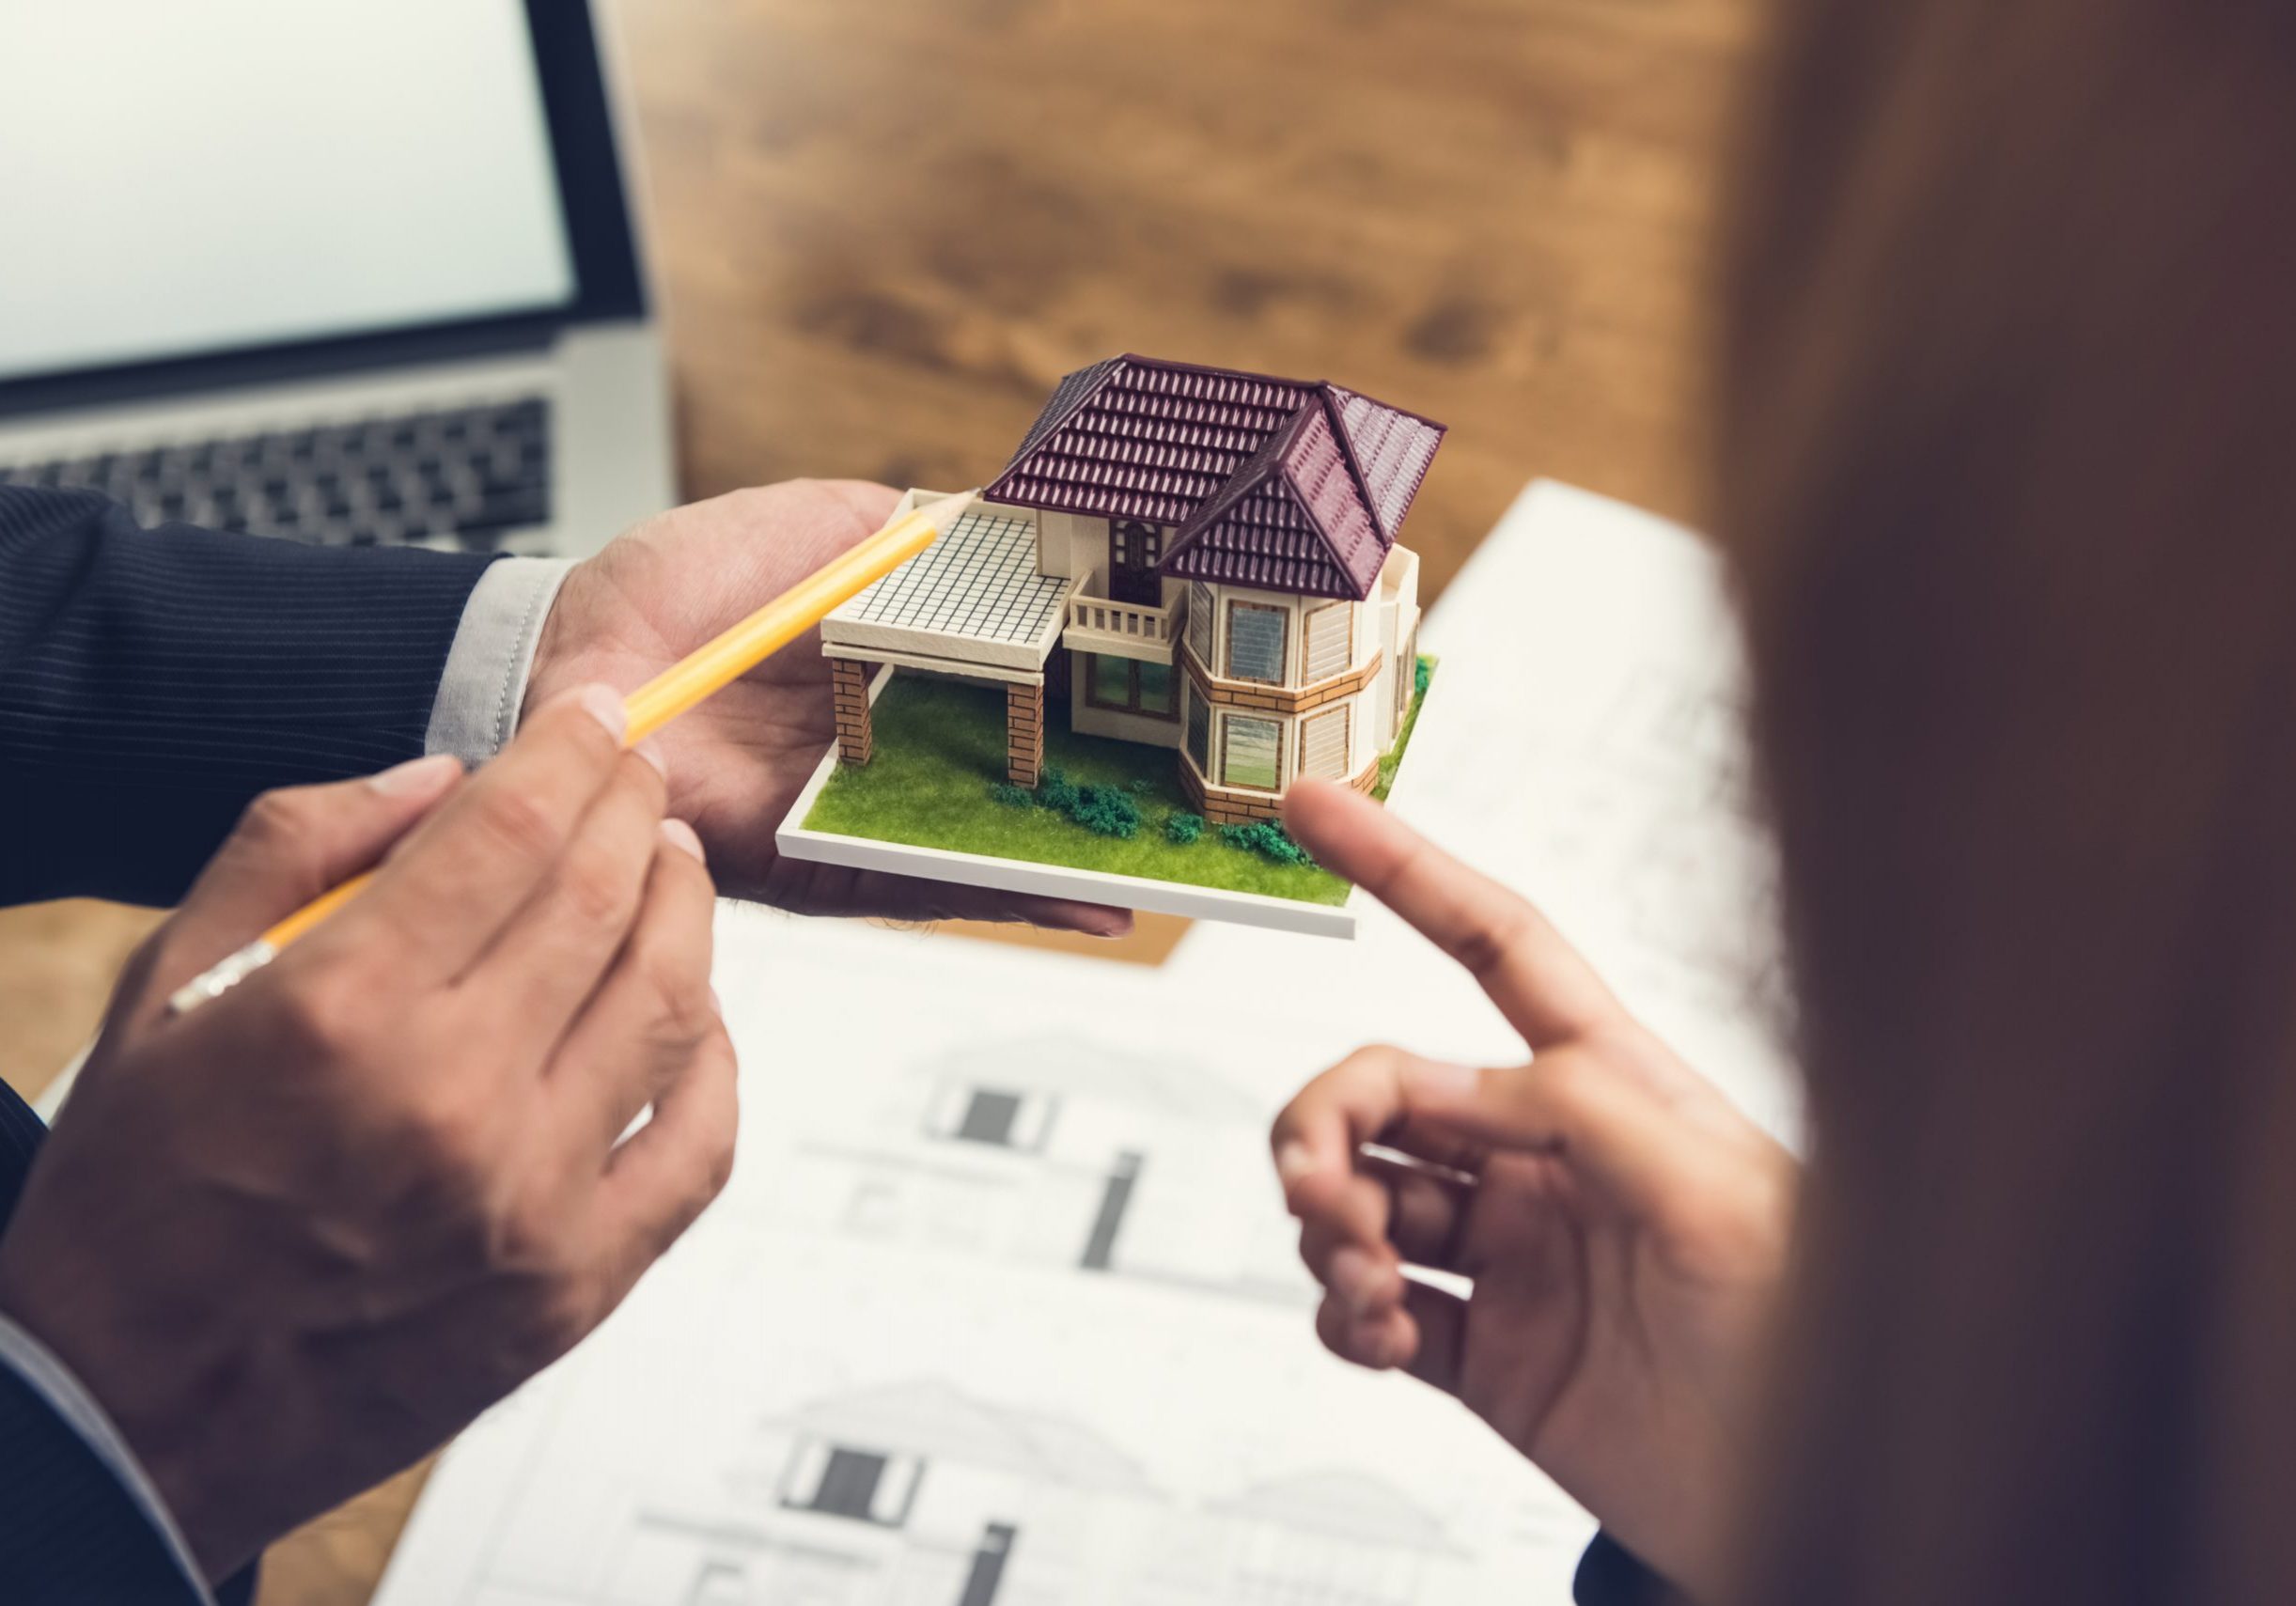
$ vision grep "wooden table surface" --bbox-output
[0,1,1759,1599]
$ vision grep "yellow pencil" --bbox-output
[167,491,974,1016]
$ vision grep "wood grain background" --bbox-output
[0,1,1761,1598]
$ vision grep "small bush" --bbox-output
[1219,819,1317,867]
[989,781,1035,809]
[1069,784,1142,839]
[1414,655,1432,697]
[1164,811,1204,845]
[1037,767,1080,813]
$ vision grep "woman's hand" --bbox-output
[1272,781,1795,1598]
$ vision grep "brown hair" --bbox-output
[1717,2,2296,1602]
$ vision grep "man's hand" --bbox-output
[527,479,1131,935]
[0,687,736,1583]
[1270,781,1795,1601]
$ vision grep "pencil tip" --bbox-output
[915,488,981,527]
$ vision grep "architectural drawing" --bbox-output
[601,1379,1159,1606]
[773,1028,1311,1306]
[536,1369,1529,1606]
[1194,1472,1455,1605]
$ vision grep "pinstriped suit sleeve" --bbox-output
[0,485,498,908]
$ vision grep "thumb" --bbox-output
[121,756,464,1027]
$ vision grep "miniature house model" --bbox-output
[820,355,1442,825]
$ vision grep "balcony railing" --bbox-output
[1064,577,1178,663]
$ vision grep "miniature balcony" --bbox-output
[1063,572,1179,664]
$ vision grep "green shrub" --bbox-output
[988,781,1035,809]
[1219,819,1317,867]
[1164,811,1204,845]
[1414,655,1432,696]
[1069,784,1142,838]
[1037,767,1080,813]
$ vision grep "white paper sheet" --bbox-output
[373,481,1796,1606]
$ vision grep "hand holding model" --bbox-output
[528,479,1131,935]
[0,689,734,1583]
[1271,780,1796,1601]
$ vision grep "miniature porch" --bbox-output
[820,490,1191,791]
[819,495,1074,787]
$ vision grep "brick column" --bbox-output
[1005,680,1044,787]
[829,658,873,766]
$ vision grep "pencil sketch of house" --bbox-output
[773,1031,1307,1304]
[601,1378,1159,1606]
[820,355,1441,820]
[1200,1471,1457,1605]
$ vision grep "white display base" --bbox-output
[773,743,1360,940]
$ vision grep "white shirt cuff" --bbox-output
[424,557,573,765]
[0,1312,215,1603]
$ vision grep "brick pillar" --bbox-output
[1005,680,1044,787]
[829,658,873,766]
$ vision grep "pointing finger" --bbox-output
[1284,780,1621,1049]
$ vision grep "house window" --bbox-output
[1221,715,1282,791]
[1226,601,1287,685]
[781,1442,925,1527]
[1084,654,1178,720]
[1184,684,1210,773]
[1187,582,1213,667]
[926,1083,1056,1150]
[958,1090,1023,1146]
[1303,705,1350,780]
[1138,661,1174,715]
[1304,602,1351,683]
[1397,625,1418,725]
[1090,653,1129,708]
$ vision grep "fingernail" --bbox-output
[634,738,669,780]
[369,753,462,798]
[577,683,627,742]
[1329,1245,1383,1316]
[1274,1141,1317,1188]
[661,818,706,863]
[1403,1060,1480,1100]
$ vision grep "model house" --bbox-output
[820,355,1442,824]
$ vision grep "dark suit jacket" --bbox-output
[0,485,493,908]
[0,484,494,1601]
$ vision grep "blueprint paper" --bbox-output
[373,481,1797,1606]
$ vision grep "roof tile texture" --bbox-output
[984,355,1444,600]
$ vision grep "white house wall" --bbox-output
[1032,507,1086,580]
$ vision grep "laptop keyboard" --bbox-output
[0,396,552,550]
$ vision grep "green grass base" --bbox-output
[802,663,1434,909]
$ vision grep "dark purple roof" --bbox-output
[982,355,1444,600]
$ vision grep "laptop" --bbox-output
[0,0,674,558]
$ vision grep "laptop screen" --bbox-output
[0,0,578,384]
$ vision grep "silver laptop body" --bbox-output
[0,0,674,559]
